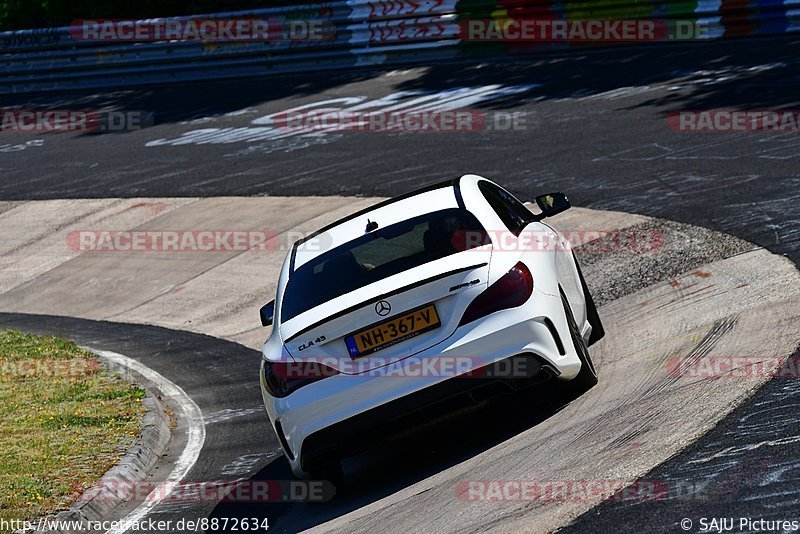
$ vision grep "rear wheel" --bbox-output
[572,252,604,346]
[311,460,344,489]
[561,289,598,395]
[294,455,345,488]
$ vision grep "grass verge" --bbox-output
[0,329,145,531]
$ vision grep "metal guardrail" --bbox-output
[1,0,799,94]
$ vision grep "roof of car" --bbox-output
[289,177,464,272]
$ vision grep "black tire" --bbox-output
[572,252,605,346]
[308,458,345,489]
[561,289,598,395]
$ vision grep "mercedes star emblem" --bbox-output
[375,300,391,316]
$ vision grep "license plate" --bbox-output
[345,304,441,357]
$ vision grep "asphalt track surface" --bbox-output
[0,312,611,533]
[3,34,800,532]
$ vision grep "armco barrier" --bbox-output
[1,0,799,94]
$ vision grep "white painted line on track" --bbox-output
[84,348,206,534]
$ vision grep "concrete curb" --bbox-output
[28,352,173,534]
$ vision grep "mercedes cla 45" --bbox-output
[258,174,604,480]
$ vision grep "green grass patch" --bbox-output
[0,330,145,531]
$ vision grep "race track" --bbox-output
[2,34,800,534]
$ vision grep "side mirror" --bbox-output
[534,192,570,218]
[260,300,275,327]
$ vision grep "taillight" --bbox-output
[458,262,533,326]
[262,360,339,398]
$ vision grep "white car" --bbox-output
[259,174,604,481]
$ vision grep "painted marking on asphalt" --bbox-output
[220,452,279,477]
[86,348,206,534]
[144,84,540,147]
[203,406,263,424]
[0,139,44,152]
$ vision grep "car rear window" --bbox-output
[281,208,489,322]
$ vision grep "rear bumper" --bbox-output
[299,352,556,471]
[260,288,582,470]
